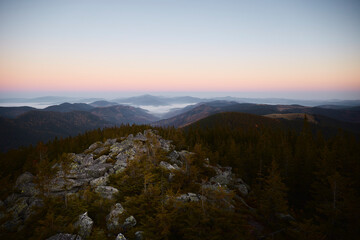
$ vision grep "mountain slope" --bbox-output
[0,106,37,118]
[154,101,280,127]
[155,101,360,128]
[186,112,360,137]
[90,105,159,125]
[0,111,109,151]
[184,112,286,131]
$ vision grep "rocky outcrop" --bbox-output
[106,203,125,232]
[37,129,172,198]
[74,212,93,238]
[1,129,255,238]
[46,233,82,240]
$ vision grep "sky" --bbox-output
[0,0,359,100]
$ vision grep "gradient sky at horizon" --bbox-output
[0,0,359,99]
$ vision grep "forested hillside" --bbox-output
[0,113,359,239]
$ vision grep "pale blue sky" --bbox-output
[0,0,359,99]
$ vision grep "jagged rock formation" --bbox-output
[106,203,125,232]
[74,212,93,238]
[36,130,172,198]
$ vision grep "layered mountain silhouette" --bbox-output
[1,97,359,151]
[113,94,205,106]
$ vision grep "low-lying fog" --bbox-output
[0,101,196,117]
[135,103,196,117]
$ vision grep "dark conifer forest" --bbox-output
[0,113,359,239]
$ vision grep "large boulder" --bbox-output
[134,132,147,141]
[135,231,144,240]
[14,172,39,196]
[159,138,171,151]
[15,172,34,187]
[104,138,117,146]
[160,161,180,171]
[87,141,103,152]
[46,233,82,240]
[210,167,232,185]
[24,197,43,220]
[168,151,183,166]
[47,178,87,193]
[7,197,28,218]
[2,197,29,231]
[84,163,112,178]
[234,178,250,196]
[110,139,134,154]
[90,176,109,187]
[74,212,93,238]
[106,203,124,232]
[176,193,204,202]
[95,155,110,164]
[15,182,39,196]
[236,184,249,197]
[115,233,127,240]
[74,154,94,166]
[123,215,137,230]
[95,186,119,199]
[92,146,108,155]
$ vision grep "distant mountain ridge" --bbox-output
[113,94,205,106]
[0,103,158,124]
[155,101,360,127]
[43,102,95,112]
[1,97,360,152]
[1,94,360,108]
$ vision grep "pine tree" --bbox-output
[258,159,289,224]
